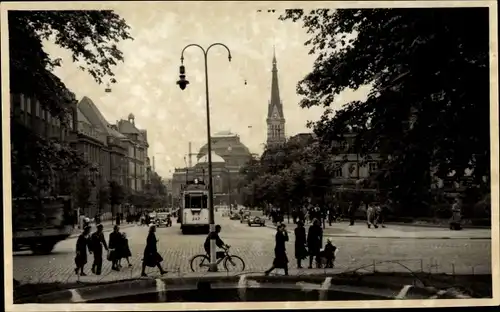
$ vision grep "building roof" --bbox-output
[77,96,126,139]
[197,151,226,164]
[213,130,237,138]
[77,107,91,124]
[118,119,141,134]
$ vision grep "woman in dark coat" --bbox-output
[307,219,323,268]
[74,226,92,276]
[294,221,307,268]
[118,232,132,267]
[108,225,123,271]
[265,223,289,276]
[141,225,167,277]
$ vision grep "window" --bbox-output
[185,194,208,208]
[333,164,343,178]
[129,161,135,175]
[19,95,25,111]
[26,97,31,114]
[340,141,349,151]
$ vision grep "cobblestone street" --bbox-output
[13,212,492,285]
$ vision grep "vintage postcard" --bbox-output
[2,0,498,311]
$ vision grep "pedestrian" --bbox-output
[119,232,133,267]
[74,226,92,276]
[294,220,308,269]
[141,224,167,277]
[108,225,122,271]
[265,223,289,276]
[366,203,378,229]
[348,201,358,226]
[450,197,463,230]
[307,219,323,269]
[89,224,108,275]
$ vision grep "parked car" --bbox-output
[229,213,240,220]
[240,214,250,224]
[156,212,172,227]
[247,216,265,227]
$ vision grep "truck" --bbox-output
[13,196,75,254]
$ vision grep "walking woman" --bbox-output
[108,225,122,271]
[294,221,308,269]
[141,224,167,277]
[119,232,133,267]
[265,223,289,276]
[74,226,92,276]
[307,219,323,268]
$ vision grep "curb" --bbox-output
[18,274,473,303]
[264,224,490,240]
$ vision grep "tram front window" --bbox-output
[185,195,208,208]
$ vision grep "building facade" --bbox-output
[266,48,286,148]
[116,114,150,193]
[10,91,78,196]
[173,132,252,207]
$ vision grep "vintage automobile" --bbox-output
[240,214,251,224]
[247,216,265,227]
[155,212,172,227]
[229,213,240,220]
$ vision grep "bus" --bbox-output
[180,179,210,234]
[13,196,75,254]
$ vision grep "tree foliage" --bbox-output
[9,10,132,199]
[280,8,490,215]
[239,136,334,213]
[11,121,89,198]
[74,176,92,210]
[109,180,126,206]
[9,10,133,120]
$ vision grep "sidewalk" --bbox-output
[265,221,491,240]
[69,221,136,238]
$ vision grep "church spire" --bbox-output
[272,45,277,64]
[266,47,286,148]
[268,46,283,119]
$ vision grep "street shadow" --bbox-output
[13,250,74,257]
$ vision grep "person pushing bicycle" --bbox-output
[204,224,228,259]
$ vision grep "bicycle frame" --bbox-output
[200,250,231,267]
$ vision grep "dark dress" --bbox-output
[121,237,132,258]
[273,230,289,268]
[307,225,323,256]
[75,234,90,267]
[143,232,163,267]
[294,227,307,260]
[109,231,123,261]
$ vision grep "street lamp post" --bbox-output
[177,43,232,273]
[227,145,233,212]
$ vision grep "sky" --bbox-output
[40,2,371,178]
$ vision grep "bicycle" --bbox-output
[190,246,246,272]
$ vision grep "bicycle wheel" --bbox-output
[190,254,210,272]
[223,255,246,272]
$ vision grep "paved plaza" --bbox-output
[12,211,492,285]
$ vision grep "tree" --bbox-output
[75,176,92,213]
[281,8,490,216]
[10,10,133,199]
[98,185,110,214]
[11,121,89,198]
[109,180,126,215]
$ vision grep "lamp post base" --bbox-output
[208,263,218,272]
